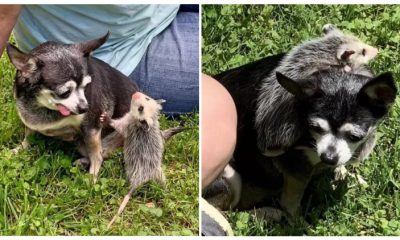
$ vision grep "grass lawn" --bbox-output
[202,5,400,236]
[0,41,199,235]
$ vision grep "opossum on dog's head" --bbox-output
[100,91,185,229]
[255,25,377,157]
[322,24,378,71]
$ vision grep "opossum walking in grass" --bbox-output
[255,24,378,157]
[100,91,185,229]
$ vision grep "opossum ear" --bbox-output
[339,49,355,61]
[276,71,316,98]
[155,99,165,110]
[322,24,338,35]
[359,72,397,108]
[77,31,110,57]
[156,99,166,104]
[6,43,42,81]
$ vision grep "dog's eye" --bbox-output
[59,90,71,99]
[362,48,366,56]
[346,133,363,142]
[310,125,325,134]
[138,106,144,113]
[145,97,150,101]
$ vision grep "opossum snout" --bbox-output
[140,119,150,131]
[132,92,142,100]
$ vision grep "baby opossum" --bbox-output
[100,91,185,229]
[255,24,377,157]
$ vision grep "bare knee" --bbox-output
[201,74,237,188]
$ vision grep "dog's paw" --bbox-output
[355,174,369,187]
[11,146,23,154]
[73,158,90,171]
[99,112,110,124]
[11,141,30,154]
[334,165,348,181]
[250,207,284,222]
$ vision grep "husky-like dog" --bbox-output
[6,32,138,180]
[203,31,396,217]
[255,24,378,157]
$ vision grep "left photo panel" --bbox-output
[0,4,199,235]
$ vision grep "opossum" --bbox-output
[255,24,377,157]
[100,91,185,229]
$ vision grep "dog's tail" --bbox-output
[162,123,187,141]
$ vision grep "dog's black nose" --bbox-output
[77,105,88,114]
[320,152,338,165]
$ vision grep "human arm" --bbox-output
[0,5,22,55]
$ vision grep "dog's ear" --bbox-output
[6,43,39,77]
[77,31,110,57]
[359,72,397,108]
[276,71,317,98]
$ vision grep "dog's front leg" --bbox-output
[280,174,310,217]
[84,128,103,181]
[13,126,33,153]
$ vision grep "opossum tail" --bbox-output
[162,126,187,141]
[107,186,136,229]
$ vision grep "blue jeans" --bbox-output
[129,11,199,115]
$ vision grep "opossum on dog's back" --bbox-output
[100,91,185,228]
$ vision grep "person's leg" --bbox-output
[201,74,237,236]
[129,11,199,115]
[201,74,237,189]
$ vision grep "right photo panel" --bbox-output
[201,5,400,236]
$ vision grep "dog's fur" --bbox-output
[6,32,138,179]
[204,52,396,217]
[100,92,184,228]
[255,25,378,156]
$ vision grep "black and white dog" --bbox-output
[204,53,396,217]
[6,32,138,180]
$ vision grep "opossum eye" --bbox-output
[145,97,150,101]
[138,106,144,113]
[362,48,366,56]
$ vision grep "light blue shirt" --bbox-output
[13,4,179,76]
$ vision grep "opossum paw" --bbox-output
[99,112,110,124]
[344,65,352,72]
[73,158,90,171]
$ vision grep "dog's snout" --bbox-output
[320,152,338,165]
[77,101,88,114]
[77,106,88,114]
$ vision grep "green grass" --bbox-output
[0,45,199,235]
[202,5,400,236]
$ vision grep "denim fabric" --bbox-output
[14,5,179,76]
[129,11,199,115]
